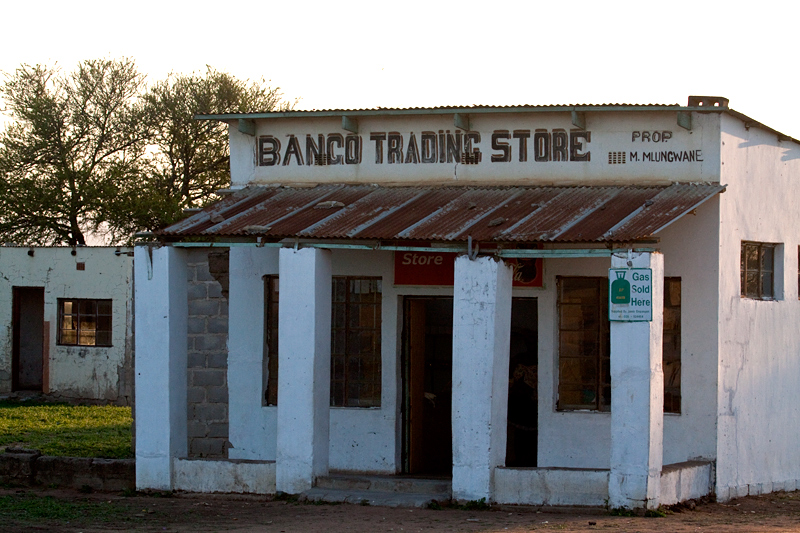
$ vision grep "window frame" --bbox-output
[740,241,776,300]
[57,298,113,347]
[556,276,610,412]
[331,276,383,408]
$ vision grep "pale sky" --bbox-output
[2,0,798,137]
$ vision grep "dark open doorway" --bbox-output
[506,298,538,467]
[402,297,453,475]
[12,287,45,392]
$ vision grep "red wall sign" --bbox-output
[394,251,543,287]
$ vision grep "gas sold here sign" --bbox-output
[608,268,652,322]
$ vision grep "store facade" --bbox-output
[134,97,800,508]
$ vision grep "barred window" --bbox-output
[741,242,775,299]
[331,277,382,407]
[557,277,610,411]
[58,299,112,347]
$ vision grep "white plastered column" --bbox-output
[228,247,278,460]
[275,247,332,493]
[451,255,513,502]
[609,251,664,510]
[134,245,188,490]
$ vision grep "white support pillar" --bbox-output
[451,255,513,502]
[134,245,188,490]
[275,247,332,494]
[609,251,664,510]
[228,247,279,460]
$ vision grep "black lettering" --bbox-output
[533,130,550,162]
[570,131,591,162]
[642,131,651,142]
[438,130,446,163]
[370,132,386,164]
[258,136,281,166]
[629,151,639,161]
[446,131,461,163]
[491,130,511,162]
[652,131,661,142]
[421,131,437,163]
[326,133,343,165]
[345,135,362,165]
[662,131,672,142]
[405,133,420,164]
[513,130,530,162]
[465,132,481,161]
[696,149,703,161]
[388,132,403,164]
[632,131,641,142]
[643,152,652,161]
[306,134,325,165]
[552,130,568,161]
[282,135,304,166]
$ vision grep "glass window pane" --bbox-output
[761,246,774,272]
[80,300,97,315]
[97,300,112,315]
[761,272,774,298]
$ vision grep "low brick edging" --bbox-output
[0,449,134,491]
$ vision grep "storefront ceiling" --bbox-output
[158,183,724,244]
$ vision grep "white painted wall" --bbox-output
[715,114,800,499]
[228,111,719,188]
[0,247,132,401]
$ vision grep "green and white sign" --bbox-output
[609,268,652,322]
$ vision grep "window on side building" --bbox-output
[741,242,776,299]
[263,275,279,406]
[57,299,112,346]
[663,277,681,414]
[331,277,382,408]
[556,277,610,411]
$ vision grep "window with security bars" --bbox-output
[556,277,610,411]
[263,275,279,406]
[331,277,382,407]
[58,299,112,346]
[663,278,681,413]
[740,242,775,299]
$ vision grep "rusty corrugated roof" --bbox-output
[158,184,724,244]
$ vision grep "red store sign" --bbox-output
[394,251,543,287]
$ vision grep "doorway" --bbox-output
[402,297,453,475]
[12,287,45,392]
[506,298,538,467]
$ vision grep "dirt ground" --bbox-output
[2,487,800,532]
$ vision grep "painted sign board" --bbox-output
[608,268,652,322]
[394,251,543,287]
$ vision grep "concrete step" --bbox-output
[314,473,451,494]
[306,474,452,508]
[302,487,450,508]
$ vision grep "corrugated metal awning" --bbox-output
[158,183,724,244]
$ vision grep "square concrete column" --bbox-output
[609,251,664,510]
[451,255,513,502]
[276,247,332,494]
[134,245,188,490]
[228,247,279,460]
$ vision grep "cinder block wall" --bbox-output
[186,249,230,458]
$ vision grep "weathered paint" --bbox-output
[714,113,800,500]
[608,252,664,510]
[0,247,132,403]
[494,467,609,506]
[225,112,720,187]
[134,246,188,490]
[173,458,275,494]
[451,256,512,501]
[275,247,331,493]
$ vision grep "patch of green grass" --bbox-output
[0,400,132,458]
[0,493,143,524]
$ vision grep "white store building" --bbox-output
[134,96,800,509]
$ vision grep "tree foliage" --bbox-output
[0,59,148,245]
[0,60,292,245]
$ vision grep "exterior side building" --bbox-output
[134,97,800,508]
[0,246,134,404]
